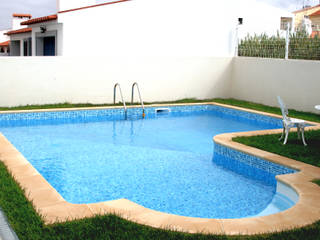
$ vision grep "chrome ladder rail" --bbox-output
[114,83,127,119]
[131,82,145,118]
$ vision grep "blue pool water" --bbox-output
[0,105,295,218]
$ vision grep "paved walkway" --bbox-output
[0,208,19,240]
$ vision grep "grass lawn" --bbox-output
[0,98,320,239]
[233,131,320,168]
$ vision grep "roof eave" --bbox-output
[5,28,32,36]
[58,0,130,14]
[20,14,58,26]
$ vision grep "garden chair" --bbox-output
[277,96,307,146]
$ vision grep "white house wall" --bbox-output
[236,0,294,39]
[58,0,238,57]
[57,0,96,12]
[12,17,29,31]
[57,0,292,57]
[0,30,10,43]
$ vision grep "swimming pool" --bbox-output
[0,104,296,219]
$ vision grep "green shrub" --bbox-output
[238,30,320,60]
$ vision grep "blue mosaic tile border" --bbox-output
[206,105,283,128]
[0,104,282,128]
[213,143,296,186]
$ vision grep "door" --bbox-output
[43,36,55,56]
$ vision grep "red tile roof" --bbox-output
[293,4,320,13]
[309,9,320,16]
[18,0,129,27]
[12,13,32,18]
[5,28,32,35]
[21,14,58,25]
[58,0,130,14]
[0,40,10,47]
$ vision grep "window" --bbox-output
[280,17,293,30]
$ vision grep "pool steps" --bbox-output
[131,82,145,118]
[113,83,127,119]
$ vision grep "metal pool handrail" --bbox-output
[131,82,145,118]
[113,83,127,119]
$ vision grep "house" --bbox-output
[6,0,294,57]
[0,14,32,56]
[236,0,294,39]
[7,14,60,56]
[293,4,320,35]
[309,10,320,37]
[0,40,10,56]
[0,29,10,55]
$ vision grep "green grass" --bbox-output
[313,179,320,186]
[1,98,320,239]
[233,131,320,168]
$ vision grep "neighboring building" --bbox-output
[293,4,320,34]
[0,13,32,56]
[6,0,294,57]
[309,10,320,37]
[8,15,60,56]
[0,40,10,56]
[0,30,10,56]
[236,1,294,39]
[6,28,32,56]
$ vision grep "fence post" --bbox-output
[285,22,290,60]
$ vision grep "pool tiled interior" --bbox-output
[0,102,320,235]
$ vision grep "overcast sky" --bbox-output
[0,0,319,30]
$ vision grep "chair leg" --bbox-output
[279,127,285,141]
[283,127,289,145]
[301,126,307,146]
[297,126,301,139]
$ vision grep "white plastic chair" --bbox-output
[277,96,307,146]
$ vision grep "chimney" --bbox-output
[12,14,32,30]
[57,0,96,12]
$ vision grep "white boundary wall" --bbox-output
[0,57,233,107]
[230,57,320,113]
[0,56,319,114]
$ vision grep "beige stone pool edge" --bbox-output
[0,102,320,235]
